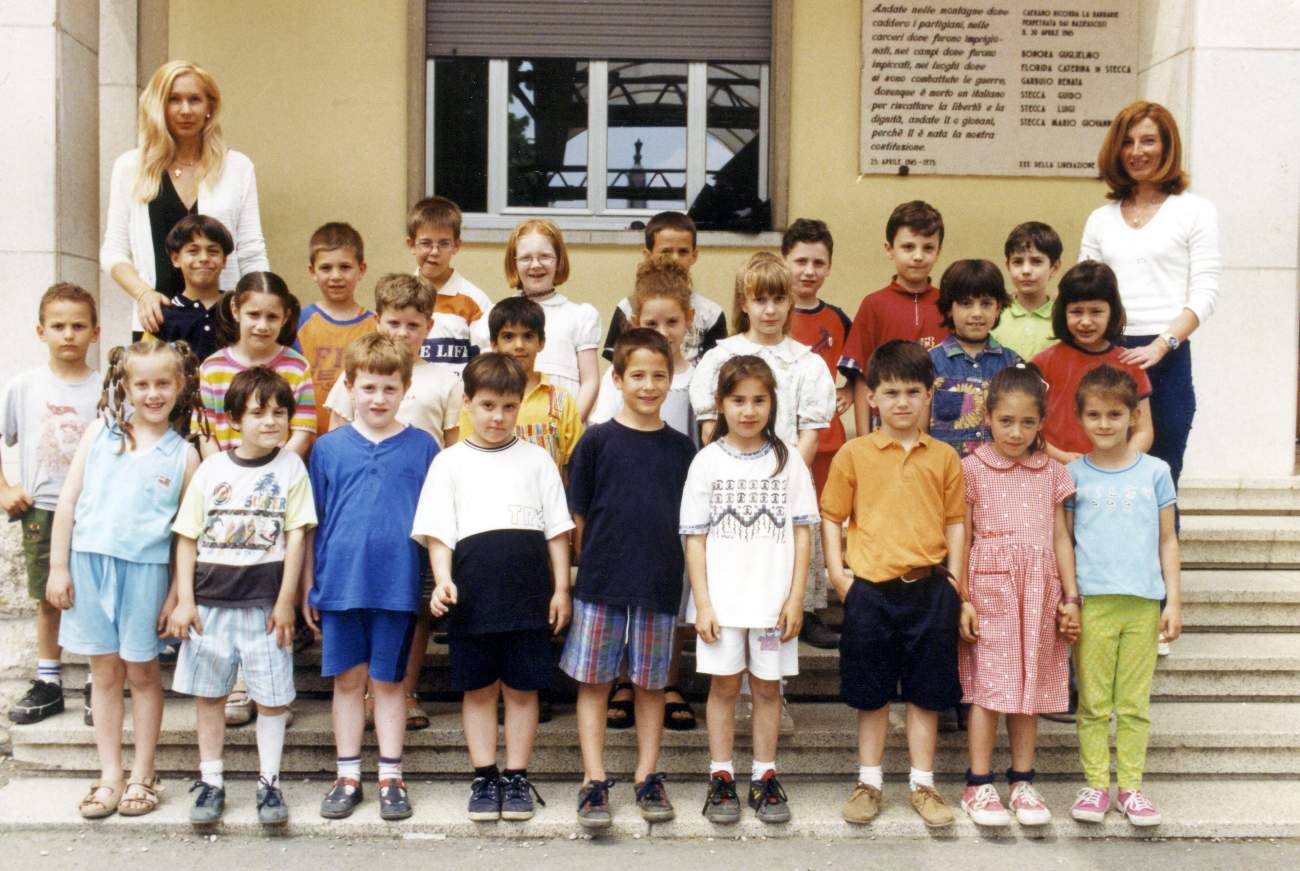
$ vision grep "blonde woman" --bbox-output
[101,60,268,337]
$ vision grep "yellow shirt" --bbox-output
[457,374,583,469]
[819,431,965,582]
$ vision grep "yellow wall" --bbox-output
[171,0,1109,325]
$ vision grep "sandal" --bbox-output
[78,780,125,819]
[119,776,164,817]
[606,681,635,730]
[406,694,430,731]
[663,685,697,731]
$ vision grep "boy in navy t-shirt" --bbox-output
[560,329,695,829]
[301,334,439,822]
[411,352,574,824]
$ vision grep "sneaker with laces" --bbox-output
[909,784,955,828]
[961,783,1011,827]
[577,778,615,829]
[1070,786,1110,823]
[748,770,791,824]
[319,778,363,819]
[256,777,289,826]
[501,772,544,821]
[467,775,503,821]
[379,778,413,821]
[841,782,882,824]
[189,780,226,828]
[701,772,741,824]
[635,772,674,822]
[1117,789,1162,827]
[7,679,64,724]
[1008,781,1052,825]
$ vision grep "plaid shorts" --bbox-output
[173,605,296,707]
[560,598,676,690]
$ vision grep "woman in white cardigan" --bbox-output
[101,60,268,336]
[1080,101,1221,487]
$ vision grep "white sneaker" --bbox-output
[1008,781,1052,826]
[1157,635,1171,657]
[961,783,1011,827]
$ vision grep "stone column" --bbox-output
[1140,0,1300,478]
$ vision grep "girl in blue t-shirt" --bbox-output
[1064,364,1181,830]
[45,339,204,819]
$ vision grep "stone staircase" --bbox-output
[2,477,1298,839]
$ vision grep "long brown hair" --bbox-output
[98,339,208,452]
[711,355,788,476]
[214,271,301,350]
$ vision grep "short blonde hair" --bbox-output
[374,273,434,319]
[1097,101,1188,201]
[503,219,570,289]
[343,332,413,386]
[631,255,693,319]
[134,60,226,202]
[731,252,792,336]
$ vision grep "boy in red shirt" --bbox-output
[839,201,949,437]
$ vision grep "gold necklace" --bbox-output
[172,158,196,179]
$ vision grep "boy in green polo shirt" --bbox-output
[991,222,1062,360]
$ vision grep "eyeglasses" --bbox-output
[414,239,456,253]
[515,254,557,266]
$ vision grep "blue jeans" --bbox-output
[1120,335,1195,487]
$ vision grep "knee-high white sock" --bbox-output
[256,712,288,786]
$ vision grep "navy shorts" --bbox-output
[839,573,962,712]
[449,628,554,693]
[320,608,416,683]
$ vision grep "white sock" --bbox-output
[200,759,224,789]
[858,765,883,789]
[337,755,362,791]
[710,759,735,778]
[378,756,402,782]
[751,759,775,782]
[256,712,288,786]
[36,659,61,686]
[909,767,934,791]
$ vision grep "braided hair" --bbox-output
[98,339,208,453]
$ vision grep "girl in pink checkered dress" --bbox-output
[955,364,1082,828]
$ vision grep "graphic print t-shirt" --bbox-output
[1,367,101,510]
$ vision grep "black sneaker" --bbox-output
[748,771,791,824]
[83,682,93,726]
[467,775,503,821]
[256,777,289,826]
[7,679,64,724]
[501,772,544,821]
[701,772,741,824]
[634,772,674,822]
[189,780,226,828]
[799,612,840,650]
[577,778,615,830]
[319,778,363,819]
[379,778,413,821]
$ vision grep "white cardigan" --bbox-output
[1079,192,1221,336]
[100,148,269,328]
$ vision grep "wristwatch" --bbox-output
[1159,332,1180,351]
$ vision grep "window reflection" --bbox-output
[508,59,589,209]
[607,61,687,210]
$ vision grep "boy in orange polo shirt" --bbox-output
[820,339,966,830]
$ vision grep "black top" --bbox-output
[147,173,196,298]
[156,293,220,363]
[568,419,697,612]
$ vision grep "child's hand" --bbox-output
[267,601,295,649]
[1160,603,1182,643]
[1056,602,1081,643]
[301,603,320,634]
[777,598,803,642]
[156,585,178,636]
[835,385,853,416]
[549,589,571,635]
[430,581,457,618]
[0,484,32,518]
[167,602,202,640]
[45,568,73,610]
[694,606,721,645]
[828,569,853,603]
[959,601,979,643]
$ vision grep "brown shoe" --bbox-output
[841,783,882,824]
[909,784,955,828]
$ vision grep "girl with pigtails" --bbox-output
[45,339,206,819]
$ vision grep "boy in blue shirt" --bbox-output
[561,329,696,829]
[301,333,439,822]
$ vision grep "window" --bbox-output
[424,1,773,231]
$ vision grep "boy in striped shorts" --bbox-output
[559,329,696,829]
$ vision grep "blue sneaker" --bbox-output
[189,780,225,829]
[256,777,289,826]
[467,775,503,821]
[501,772,545,821]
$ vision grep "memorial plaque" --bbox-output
[860,1,1137,176]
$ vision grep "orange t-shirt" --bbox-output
[295,304,377,434]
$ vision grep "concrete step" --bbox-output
[51,630,1300,701]
[1179,514,1300,568]
[11,699,1300,777]
[2,774,1299,840]
[1179,477,1300,515]
[1180,569,1300,628]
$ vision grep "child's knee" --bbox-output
[257,704,289,717]
[333,665,368,694]
[710,673,743,700]
[90,653,125,683]
[748,676,780,701]
[123,659,160,687]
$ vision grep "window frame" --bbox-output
[426,58,770,231]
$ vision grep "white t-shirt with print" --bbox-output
[1,367,102,510]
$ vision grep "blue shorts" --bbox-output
[449,629,553,693]
[58,551,167,663]
[839,573,962,712]
[560,599,675,689]
[173,605,296,707]
[320,608,416,683]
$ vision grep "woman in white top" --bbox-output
[101,61,269,336]
[1080,101,1221,486]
